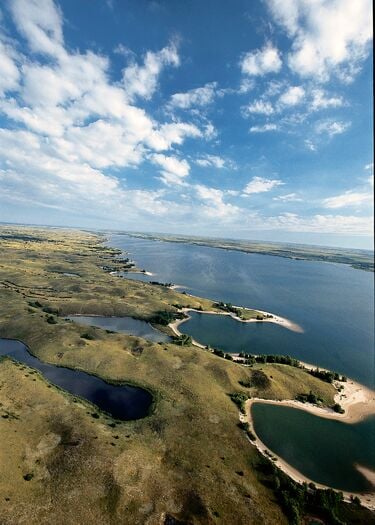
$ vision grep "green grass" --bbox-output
[0,225,365,525]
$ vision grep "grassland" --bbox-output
[125,232,374,271]
[0,225,373,525]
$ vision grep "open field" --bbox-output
[0,225,374,524]
[125,232,374,271]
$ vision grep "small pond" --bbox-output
[0,339,152,420]
[67,315,170,343]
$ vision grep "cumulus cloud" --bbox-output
[195,155,226,169]
[311,89,344,110]
[0,0,211,225]
[266,0,373,81]
[244,100,274,115]
[243,176,284,195]
[123,43,179,101]
[315,119,351,137]
[323,191,372,209]
[249,123,278,133]
[240,44,282,76]
[169,82,218,109]
[0,42,20,95]
[273,193,303,202]
[195,185,240,218]
[279,85,305,106]
[9,0,64,58]
[152,154,190,186]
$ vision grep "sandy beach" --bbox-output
[244,381,375,510]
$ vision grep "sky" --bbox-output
[0,0,373,249]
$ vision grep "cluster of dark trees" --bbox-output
[295,391,323,404]
[229,392,249,413]
[214,301,241,317]
[237,353,301,367]
[149,310,187,326]
[212,348,234,361]
[256,456,363,524]
[149,281,173,288]
[172,334,192,346]
[309,368,347,383]
[237,421,256,441]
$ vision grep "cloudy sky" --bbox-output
[0,0,373,248]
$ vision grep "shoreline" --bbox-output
[244,398,375,510]
[169,307,304,340]
[169,306,375,508]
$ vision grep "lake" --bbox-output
[107,234,375,494]
[0,338,152,420]
[251,402,375,493]
[109,235,374,388]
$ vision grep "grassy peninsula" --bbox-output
[0,225,374,525]
[125,232,374,272]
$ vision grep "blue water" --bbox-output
[67,315,170,343]
[252,403,375,493]
[0,339,152,420]
[108,235,374,388]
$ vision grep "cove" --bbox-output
[178,311,294,355]
[67,315,170,343]
[251,402,375,493]
[0,339,152,420]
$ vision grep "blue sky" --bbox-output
[0,0,373,248]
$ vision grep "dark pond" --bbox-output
[0,339,152,420]
[67,315,170,343]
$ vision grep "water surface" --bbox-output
[251,402,375,493]
[0,338,152,420]
[67,315,170,343]
[108,235,374,387]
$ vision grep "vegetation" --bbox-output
[230,392,249,413]
[254,456,375,524]
[0,225,369,524]
[295,391,324,405]
[171,334,192,346]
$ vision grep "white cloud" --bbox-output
[265,212,373,234]
[323,191,372,209]
[195,184,240,218]
[195,155,226,169]
[304,139,316,151]
[0,0,211,226]
[311,89,344,110]
[10,0,64,58]
[152,154,190,186]
[279,85,305,106]
[169,82,218,109]
[241,44,282,76]
[273,193,303,202]
[123,43,179,101]
[0,42,20,96]
[249,123,278,133]
[315,119,351,137]
[266,0,373,81]
[244,100,274,115]
[364,162,374,173]
[238,78,255,94]
[243,176,284,195]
